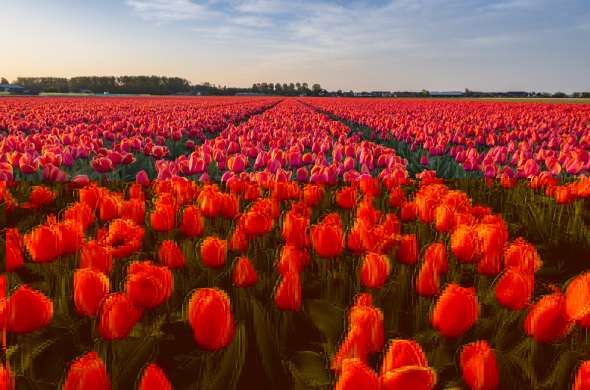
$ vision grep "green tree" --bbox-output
[1,77,8,84]
[311,83,322,95]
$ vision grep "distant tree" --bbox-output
[552,92,568,98]
[1,77,8,84]
[311,83,322,95]
[274,83,282,94]
[420,89,430,97]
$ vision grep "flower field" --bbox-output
[1,97,590,389]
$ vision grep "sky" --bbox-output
[1,0,590,92]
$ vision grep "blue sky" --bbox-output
[2,0,590,92]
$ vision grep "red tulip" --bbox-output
[5,228,24,272]
[229,226,249,253]
[125,261,173,309]
[460,340,499,390]
[432,284,479,337]
[200,236,227,268]
[434,204,454,232]
[422,243,448,274]
[335,186,357,209]
[504,238,542,274]
[24,224,60,263]
[310,216,344,258]
[0,363,14,390]
[451,225,477,263]
[74,268,110,317]
[80,241,113,275]
[277,245,310,275]
[524,291,573,343]
[274,271,302,311]
[187,288,236,350]
[397,234,418,265]
[281,207,310,248]
[303,184,324,207]
[399,201,417,222]
[28,185,55,208]
[241,209,274,237]
[573,360,590,390]
[381,339,428,375]
[566,272,590,321]
[180,205,205,237]
[232,256,258,287]
[416,261,440,297]
[138,363,173,390]
[97,293,142,340]
[150,202,176,232]
[158,240,186,269]
[3,285,53,334]
[495,269,534,310]
[63,352,111,390]
[380,366,437,390]
[360,252,391,289]
[198,186,223,218]
[334,359,378,390]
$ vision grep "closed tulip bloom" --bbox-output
[459,340,499,390]
[150,202,176,232]
[180,205,205,237]
[573,360,590,390]
[229,226,249,253]
[381,339,429,375]
[388,186,405,208]
[197,186,223,218]
[303,184,324,207]
[334,359,378,390]
[97,293,143,340]
[158,240,186,269]
[0,363,14,390]
[332,328,370,371]
[311,219,344,259]
[79,185,101,210]
[125,261,173,309]
[63,352,111,390]
[80,241,113,275]
[187,288,236,350]
[241,210,274,237]
[138,363,173,390]
[335,186,357,209]
[451,225,477,263]
[232,257,258,287]
[4,285,53,334]
[277,245,310,275]
[274,271,302,311]
[281,208,310,248]
[416,261,440,298]
[28,185,55,208]
[380,366,437,390]
[99,193,121,221]
[524,292,573,343]
[347,223,364,254]
[220,193,239,219]
[432,284,479,338]
[121,198,146,226]
[348,294,384,353]
[495,269,534,310]
[504,238,542,274]
[6,228,24,272]
[24,224,60,263]
[74,268,110,317]
[477,251,503,276]
[423,243,448,274]
[397,234,418,265]
[360,252,391,289]
[200,236,227,268]
[400,201,417,222]
[57,220,84,256]
[566,272,590,321]
[434,204,454,232]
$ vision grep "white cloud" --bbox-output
[125,0,214,21]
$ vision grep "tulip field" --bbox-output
[1,97,590,390]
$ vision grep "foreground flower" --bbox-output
[97,293,143,340]
[565,272,590,321]
[5,228,24,272]
[335,359,378,390]
[397,234,418,265]
[524,291,573,343]
[180,205,205,237]
[80,241,113,275]
[432,284,479,338]
[360,252,391,289]
[380,339,429,374]
[380,366,437,390]
[158,240,186,269]
[187,288,236,350]
[0,363,14,390]
[138,363,173,390]
[63,352,111,390]
[274,271,302,311]
[573,360,590,390]
[495,269,534,310]
[125,261,173,309]
[1,285,53,334]
[23,224,60,263]
[310,214,344,258]
[460,340,499,390]
[74,268,110,317]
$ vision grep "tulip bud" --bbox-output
[432,284,479,338]
[138,363,173,390]
[74,268,110,317]
[187,288,236,350]
[200,236,227,268]
[459,340,499,390]
[63,352,111,390]
[232,257,258,287]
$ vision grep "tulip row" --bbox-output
[2,175,589,389]
[305,98,590,180]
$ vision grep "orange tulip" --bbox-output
[158,240,186,269]
[388,186,405,208]
[125,261,173,309]
[241,209,274,237]
[121,198,146,225]
[348,294,384,353]
[277,245,310,275]
[303,184,324,207]
[232,256,258,287]
[79,184,101,209]
[63,202,96,231]
[434,204,454,232]
[399,201,417,222]
[281,206,310,248]
[187,288,236,350]
[459,340,499,390]
[432,284,479,338]
[311,217,344,259]
[150,202,176,232]
[57,220,84,256]
[220,193,240,219]
[416,261,440,297]
[335,186,357,209]
[451,225,477,263]
[74,268,110,317]
[200,236,227,268]
[180,205,205,237]
[422,243,448,274]
[274,271,302,311]
[565,272,590,321]
[0,363,14,390]
[503,238,542,274]
[380,366,437,390]
[198,186,223,218]
[524,292,573,343]
[138,363,173,390]
[229,226,249,253]
[98,193,122,221]
[24,224,60,263]
[360,252,391,289]
[63,352,111,390]
[28,185,55,208]
[2,285,53,334]
[97,293,142,340]
[80,241,113,275]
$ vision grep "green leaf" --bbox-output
[287,351,332,388]
[200,322,247,390]
[305,299,345,347]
